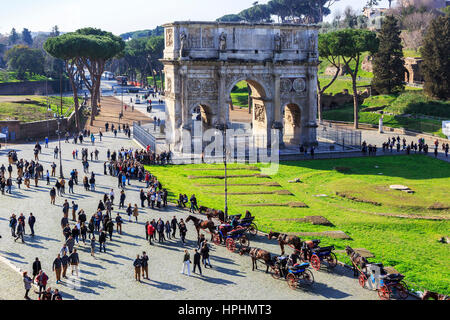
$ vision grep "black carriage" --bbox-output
[299,240,337,271]
[236,216,258,236]
[213,225,250,252]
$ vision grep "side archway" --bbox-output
[282,103,302,145]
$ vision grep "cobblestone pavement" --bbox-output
[0,132,384,300]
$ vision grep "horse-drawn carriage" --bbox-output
[230,216,258,236]
[345,246,408,300]
[270,256,314,290]
[357,263,409,300]
[213,224,250,252]
[299,239,337,271]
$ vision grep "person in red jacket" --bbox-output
[35,270,48,300]
[147,223,155,245]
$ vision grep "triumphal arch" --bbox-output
[162,21,319,153]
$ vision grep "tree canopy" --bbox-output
[5,45,45,80]
[420,15,450,99]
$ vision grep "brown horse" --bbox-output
[199,206,225,223]
[422,290,449,300]
[268,231,302,255]
[239,247,274,273]
[345,246,369,276]
[186,215,216,241]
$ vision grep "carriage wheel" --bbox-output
[286,273,297,290]
[239,235,250,248]
[248,223,258,236]
[213,234,221,245]
[300,269,315,286]
[271,266,281,280]
[226,238,235,252]
[378,286,391,300]
[395,283,409,300]
[358,274,367,288]
[325,253,337,269]
[310,254,321,271]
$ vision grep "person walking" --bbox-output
[147,222,155,245]
[115,214,123,234]
[179,220,187,245]
[133,204,139,222]
[171,216,177,238]
[106,218,114,241]
[36,270,48,299]
[66,236,75,254]
[180,249,191,276]
[201,242,212,268]
[69,249,79,277]
[61,252,69,279]
[133,254,142,282]
[90,236,96,257]
[193,249,202,275]
[99,229,107,253]
[52,254,62,284]
[23,271,33,300]
[165,220,171,240]
[14,220,25,243]
[32,257,42,282]
[119,190,126,209]
[141,252,149,280]
[28,213,36,237]
[157,219,164,243]
[9,214,17,238]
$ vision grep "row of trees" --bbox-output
[218,0,338,24]
[105,35,164,89]
[44,28,125,130]
[318,13,449,129]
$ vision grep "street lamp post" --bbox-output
[216,123,229,220]
[57,116,64,179]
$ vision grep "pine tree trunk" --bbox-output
[352,75,359,130]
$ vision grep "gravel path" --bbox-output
[0,130,383,300]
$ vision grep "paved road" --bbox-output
[0,131,382,300]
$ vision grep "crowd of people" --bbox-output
[362,136,449,158]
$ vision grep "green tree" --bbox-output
[21,28,33,46]
[50,25,60,37]
[216,14,242,22]
[9,28,19,45]
[334,29,379,129]
[146,36,164,89]
[420,15,450,99]
[74,28,125,125]
[317,32,344,123]
[44,34,85,130]
[372,15,406,94]
[5,45,45,80]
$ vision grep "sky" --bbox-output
[0,0,393,36]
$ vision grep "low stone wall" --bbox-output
[0,79,71,95]
[0,106,80,141]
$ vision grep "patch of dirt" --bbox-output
[332,204,449,221]
[188,174,270,179]
[273,216,333,226]
[210,189,293,196]
[428,203,450,210]
[195,182,281,187]
[335,191,382,206]
[239,201,308,208]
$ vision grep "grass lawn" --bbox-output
[146,155,450,294]
[323,91,449,137]
[0,71,49,83]
[147,75,164,89]
[0,96,74,122]
[230,81,249,108]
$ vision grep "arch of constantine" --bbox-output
[161,21,319,153]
